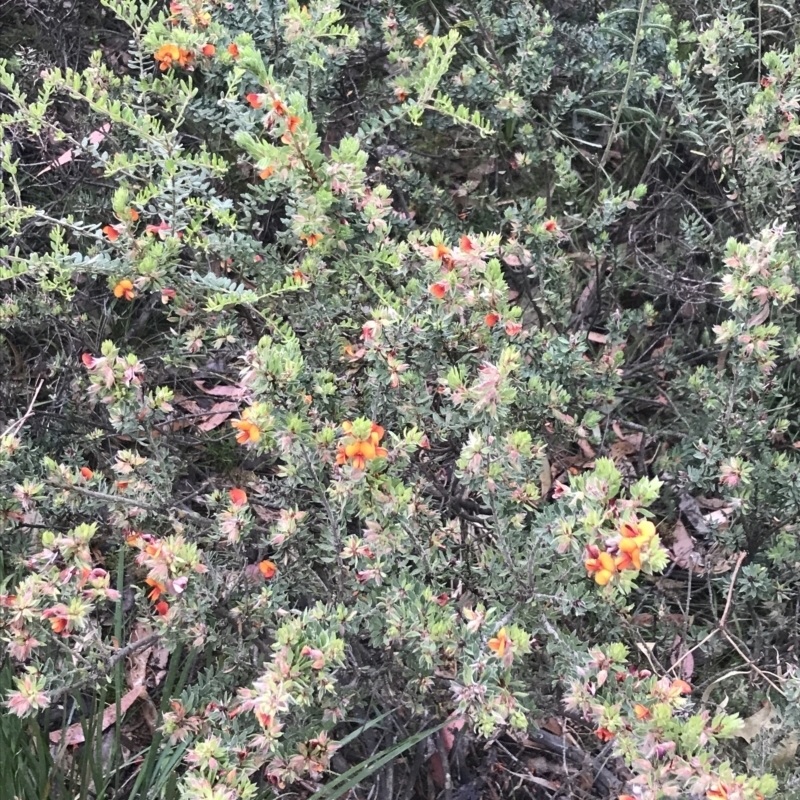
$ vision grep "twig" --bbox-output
[2,377,45,438]
[436,731,453,800]
[669,552,746,675]
[600,0,649,169]
[47,481,213,526]
[49,632,162,704]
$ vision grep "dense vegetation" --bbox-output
[2,0,800,798]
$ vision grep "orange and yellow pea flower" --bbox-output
[154,43,193,71]
[487,627,512,657]
[618,518,656,571]
[231,408,261,445]
[584,549,617,586]
[336,421,388,470]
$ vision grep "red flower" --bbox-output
[79,467,94,480]
[484,312,500,327]
[543,219,558,232]
[102,224,122,241]
[595,727,615,742]
[429,282,447,299]
[81,353,96,368]
[258,560,277,579]
[246,93,263,108]
[155,600,169,616]
[272,98,287,116]
[229,488,247,507]
[227,43,240,58]
[201,43,215,57]
[459,235,474,252]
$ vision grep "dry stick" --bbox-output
[599,0,649,170]
[435,730,453,800]
[669,552,747,676]
[48,481,213,526]
[49,632,162,704]
[2,377,45,438]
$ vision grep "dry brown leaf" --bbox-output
[747,302,770,328]
[736,702,774,744]
[50,686,145,745]
[770,733,798,769]
[577,439,596,459]
[194,380,248,398]
[126,622,153,689]
[196,400,239,432]
[650,337,673,360]
[670,519,697,570]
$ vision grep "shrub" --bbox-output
[1,0,799,798]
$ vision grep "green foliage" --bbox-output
[2,0,800,798]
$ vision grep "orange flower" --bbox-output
[487,627,512,658]
[620,518,656,543]
[336,421,389,470]
[595,727,615,742]
[414,35,430,47]
[616,518,656,571]
[227,43,240,58]
[102,224,122,241]
[670,678,692,695]
[258,560,277,579]
[246,93,263,108]
[145,577,166,601]
[154,43,192,71]
[460,235,474,252]
[429,281,447,299]
[585,550,616,586]
[543,219,558,232]
[432,243,450,260]
[485,313,500,327]
[300,232,323,247]
[155,600,169,616]
[128,208,139,221]
[707,785,729,800]
[272,98,287,116]
[155,43,180,70]
[42,606,70,635]
[229,488,247,507]
[79,467,94,480]
[232,410,261,445]
[287,115,302,133]
[259,165,275,180]
[113,279,135,301]
[633,703,651,720]
[201,43,215,57]
[619,795,637,800]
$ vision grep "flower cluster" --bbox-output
[584,518,659,586]
[335,419,388,470]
